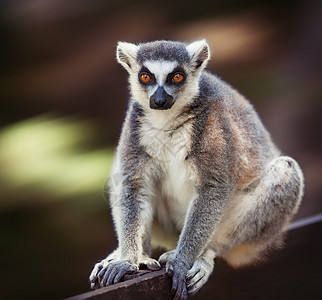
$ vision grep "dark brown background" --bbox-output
[0,0,321,299]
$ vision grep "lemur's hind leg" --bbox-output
[213,156,304,267]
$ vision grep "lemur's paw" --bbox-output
[89,252,118,289]
[98,260,138,287]
[159,250,189,300]
[89,259,108,289]
[186,257,214,296]
[89,254,138,289]
[158,249,176,266]
[140,256,161,271]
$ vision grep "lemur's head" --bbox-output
[116,40,210,111]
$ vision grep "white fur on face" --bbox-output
[143,60,178,86]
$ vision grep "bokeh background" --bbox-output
[1,0,321,299]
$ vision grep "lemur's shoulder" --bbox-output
[198,70,249,107]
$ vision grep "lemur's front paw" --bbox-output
[158,249,177,266]
[140,256,161,271]
[90,259,138,288]
[186,257,214,296]
[90,251,118,289]
[159,250,190,300]
[89,253,161,289]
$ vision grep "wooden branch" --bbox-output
[65,213,322,300]
[65,269,171,300]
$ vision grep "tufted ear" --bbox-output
[186,39,210,70]
[116,42,139,73]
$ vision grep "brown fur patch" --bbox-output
[221,243,263,268]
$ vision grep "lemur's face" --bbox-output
[116,40,210,111]
[137,60,187,110]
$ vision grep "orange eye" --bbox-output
[140,73,151,83]
[173,73,184,83]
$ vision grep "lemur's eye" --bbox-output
[140,73,151,84]
[172,73,184,84]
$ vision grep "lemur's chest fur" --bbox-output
[139,112,197,228]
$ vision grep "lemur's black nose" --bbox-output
[150,86,174,110]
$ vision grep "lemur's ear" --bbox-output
[187,39,210,70]
[116,42,139,73]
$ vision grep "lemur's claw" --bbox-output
[186,257,214,296]
[89,257,138,288]
[100,261,138,286]
[159,250,189,300]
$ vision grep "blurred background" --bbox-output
[0,0,321,299]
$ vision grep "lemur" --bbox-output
[89,40,304,300]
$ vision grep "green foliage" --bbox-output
[0,115,114,209]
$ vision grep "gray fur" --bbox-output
[137,41,190,64]
[89,40,304,300]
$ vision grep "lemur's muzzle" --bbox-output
[150,86,174,110]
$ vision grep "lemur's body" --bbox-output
[90,40,304,300]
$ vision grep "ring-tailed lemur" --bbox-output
[89,40,304,300]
